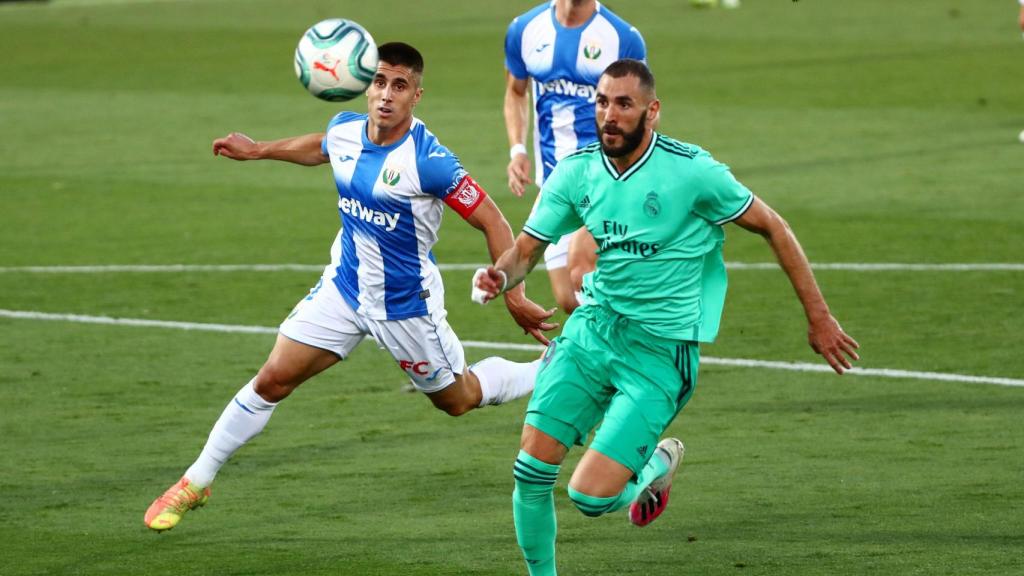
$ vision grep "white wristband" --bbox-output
[509,143,527,160]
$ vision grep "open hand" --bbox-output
[507,154,532,197]
[503,289,559,346]
[809,315,860,375]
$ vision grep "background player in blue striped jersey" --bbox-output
[504,0,646,313]
[143,42,558,533]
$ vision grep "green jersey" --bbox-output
[523,133,753,342]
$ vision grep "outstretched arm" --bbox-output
[475,231,547,304]
[466,197,558,344]
[504,71,532,197]
[732,196,860,374]
[212,132,329,166]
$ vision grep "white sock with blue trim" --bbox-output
[184,379,277,487]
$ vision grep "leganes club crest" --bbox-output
[381,164,402,187]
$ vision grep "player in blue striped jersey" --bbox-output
[144,42,557,533]
[504,0,646,313]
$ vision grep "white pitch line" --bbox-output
[1,262,1023,274]
[699,357,1024,388]
[0,0,192,9]
[0,309,277,335]
[2,309,1021,389]
[45,0,216,7]
[0,263,506,273]
[726,262,1024,272]
[0,264,327,274]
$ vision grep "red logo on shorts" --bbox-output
[399,360,430,375]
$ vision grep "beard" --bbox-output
[598,117,646,158]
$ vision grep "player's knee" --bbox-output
[513,450,560,500]
[254,363,300,402]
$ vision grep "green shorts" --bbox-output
[525,304,699,475]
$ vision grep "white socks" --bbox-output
[182,359,536,486]
[472,357,540,407]
[184,379,278,488]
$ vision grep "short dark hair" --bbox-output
[601,58,655,96]
[377,42,424,76]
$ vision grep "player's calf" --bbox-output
[428,393,477,416]
[513,450,560,576]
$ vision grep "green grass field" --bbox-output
[1,0,1022,574]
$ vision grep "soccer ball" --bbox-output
[294,19,379,102]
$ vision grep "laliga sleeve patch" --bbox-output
[445,175,487,219]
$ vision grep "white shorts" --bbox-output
[543,234,571,270]
[279,277,466,394]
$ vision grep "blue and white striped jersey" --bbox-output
[505,1,646,184]
[320,112,481,320]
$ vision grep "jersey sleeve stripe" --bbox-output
[523,226,553,243]
[713,193,755,226]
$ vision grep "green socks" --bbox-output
[512,448,671,575]
[513,450,560,576]
[567,449,670,516]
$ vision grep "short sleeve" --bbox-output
[523,159,584,243]
[323,111,363,156]
[504,17,528,80]
[416,134,467,200]
[690,152,754,226]
[621,26,647,62]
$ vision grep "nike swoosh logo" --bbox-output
[535,43,550,53]
[338,155,355,162]
[428,151,446,159]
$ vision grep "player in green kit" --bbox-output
[473,59,860,576]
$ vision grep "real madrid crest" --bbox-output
[643,191,661,218]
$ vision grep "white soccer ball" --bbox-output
[294,19,379,102]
